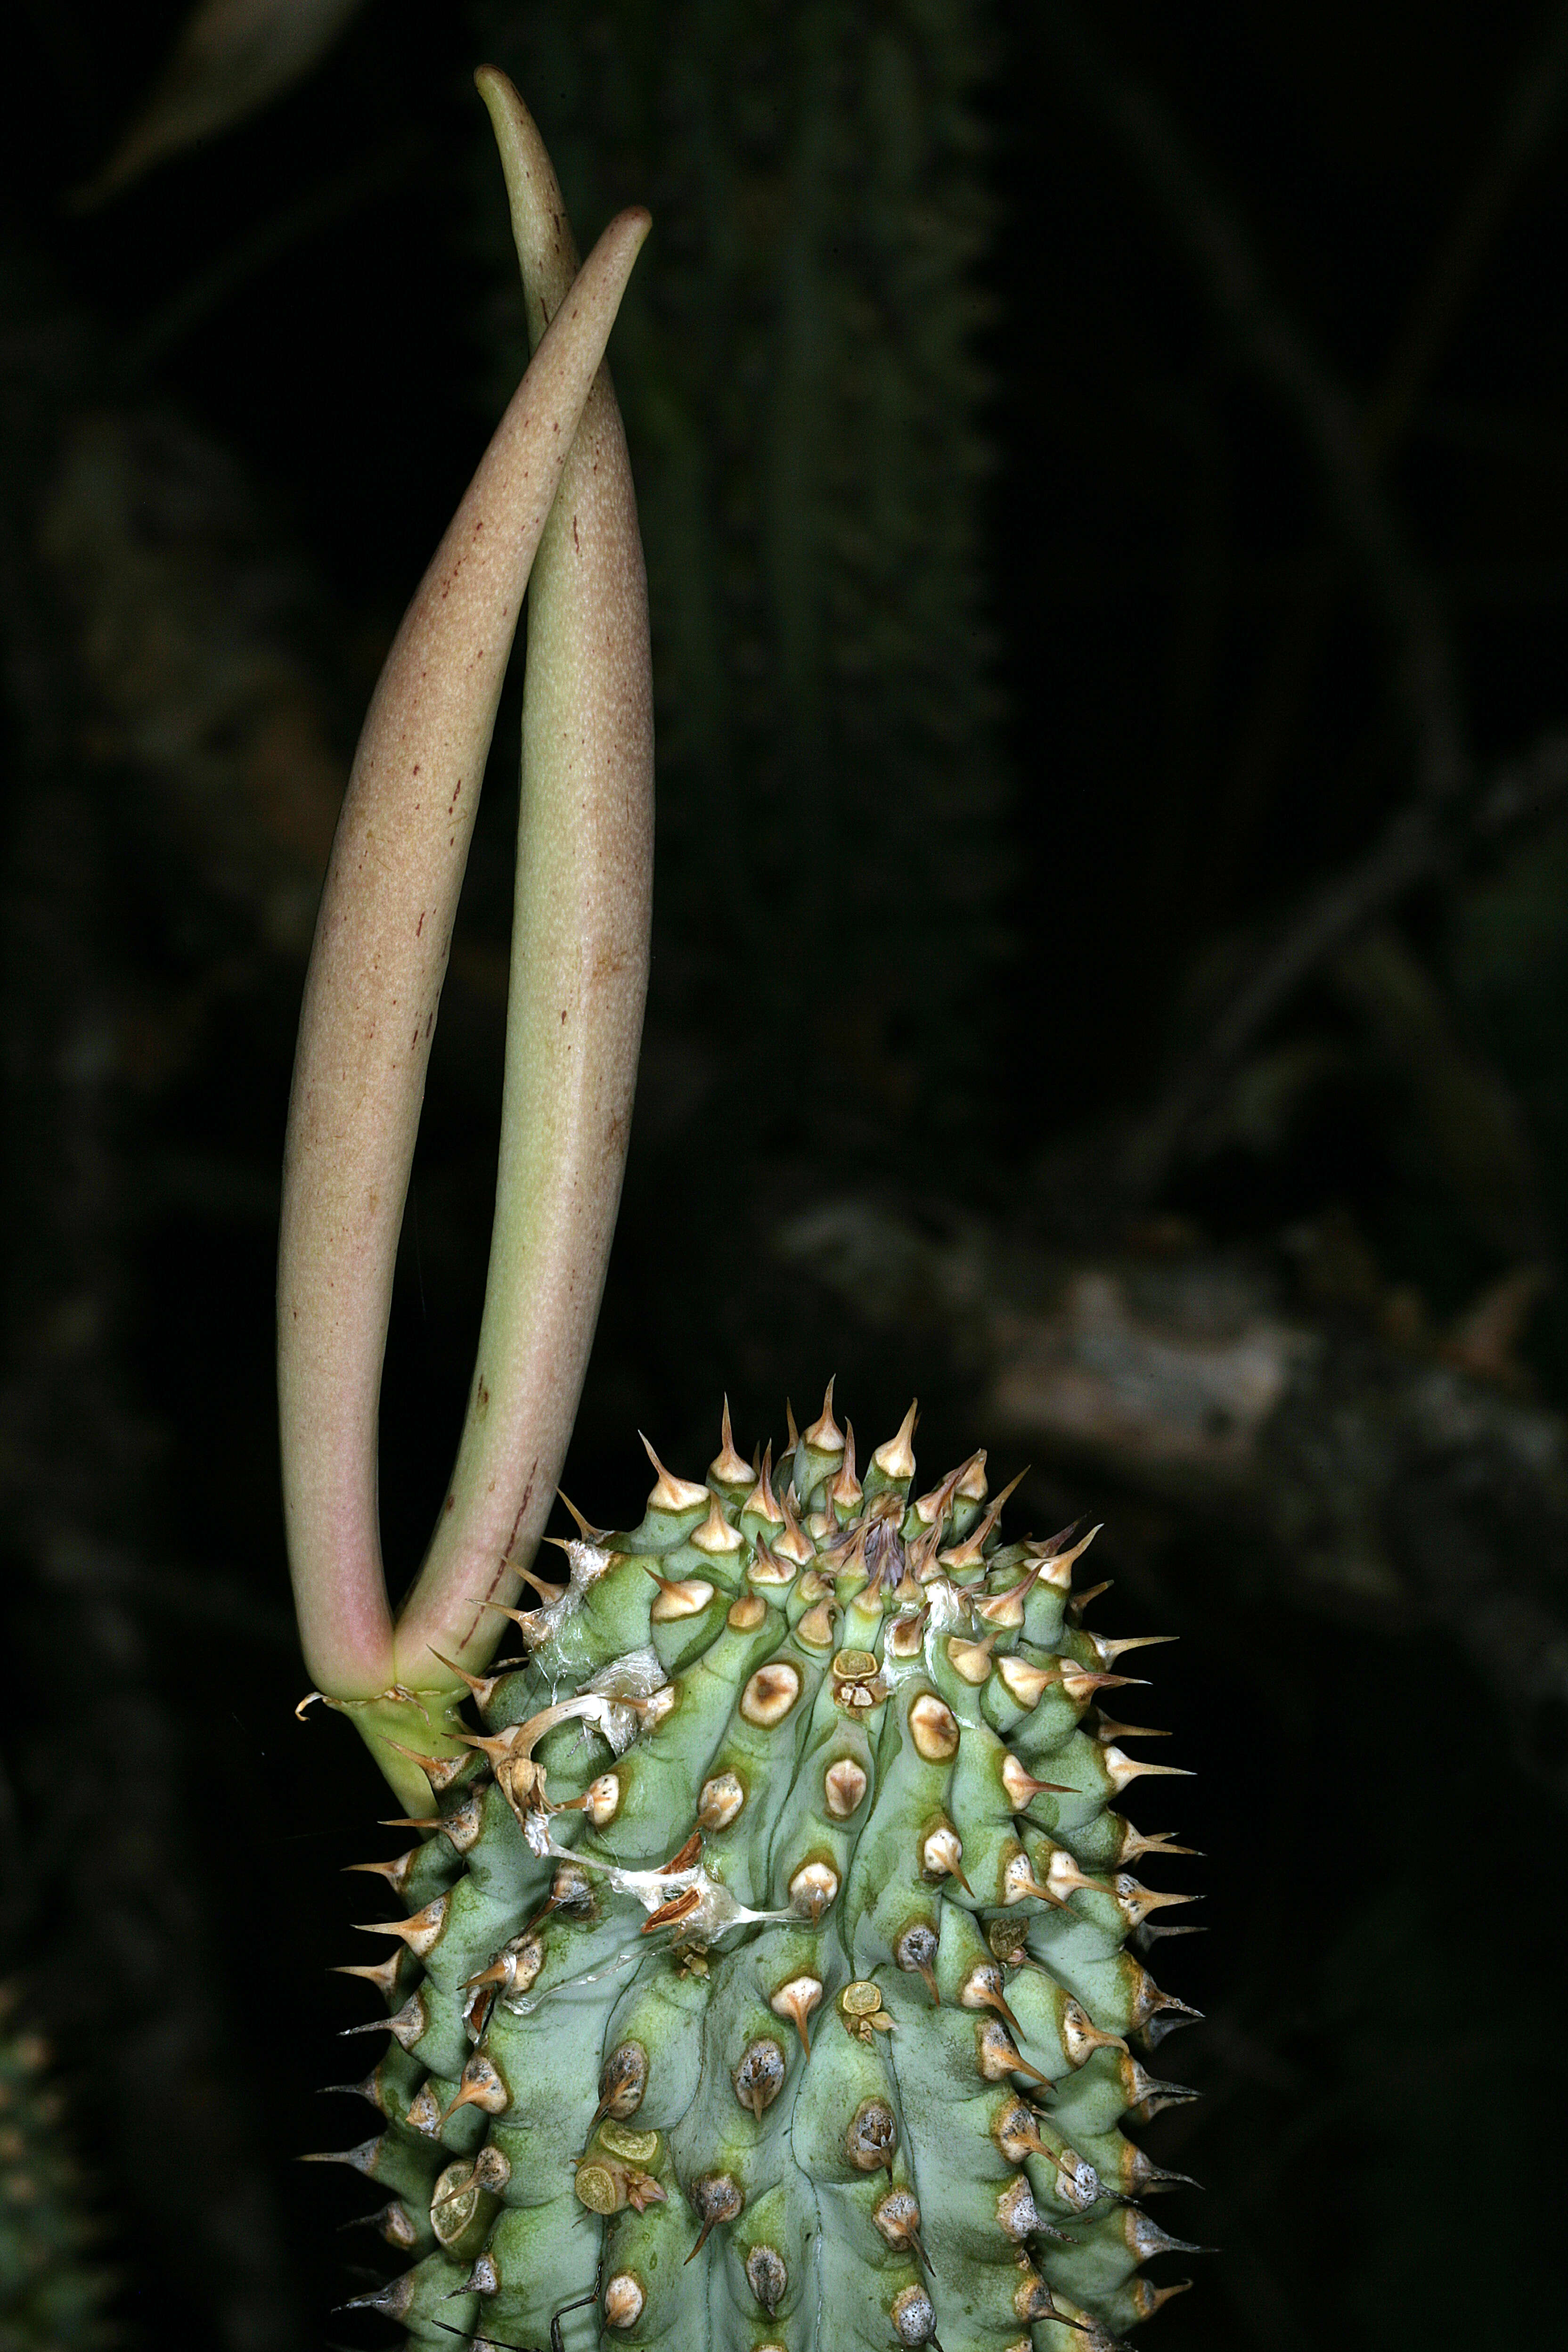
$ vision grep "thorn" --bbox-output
[299,2140,377,2175]
[438,2080,492,2128]
[1066,1578,1113,1621]
[1127,2064,1199,2115]
[556,1489,608,1543]
[801,1379,844,1454]
[1119,1883,1200,1928]
[382,1739,466,1790]
[690,1493,743,1554]
[974,1552,1050,1626]
[747,1530,797,1587]
[946,1629,999,1684]
[1135,1921,1208,1949]
[644,1565,718,1616]
[1142,1994,1205,2046]
[872,1399,919,1484]
[776,1487,815,1565]
[939,1467,1027,1568]
[770,1976,822,2057]
[478,1600,547,1644]
[1026,1521,1102,1591]
[831,1421,862,1514]
[335,2279,413,2319]
[499,1553,569,1604]
[1028,1515,1087,1558]
[784,1399,800,1452]
[1115,1825,1200,1865]
[342,1850,419,1894]
[711,1396,752,1486]
[956,1447,988,1503]
[1002,1756,1074,1806]
[378,1813,441,1832]
[1090,1633,1179,1668]
[1001,1854,1073,1911]
[684,2218,714,2264]
[1104,1749,1194,1792]
[350,1895,448,1956]
[963,1965,1026,2038]
[1126,2149,1204,2196]
[742,1444,784,1528]
[428,1649,512,1710]
[1060,1666,1149,1705]
[639,1434,708,1513]
[331,1955,403,1998]
[912,1461,965,1532]
[1090,1709,1168,1743]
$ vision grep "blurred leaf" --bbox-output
[78,0,371,203]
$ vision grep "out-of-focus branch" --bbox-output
[1041,0,1470,813]
[1119,725,1568,1200]
[779,1197,1568,1801]
[1366,0,1568,457]
[76,0,372,205]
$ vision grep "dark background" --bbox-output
[3,4,1567,2349]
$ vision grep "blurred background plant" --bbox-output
[2,3,1566,2348]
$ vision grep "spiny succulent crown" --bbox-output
[320,1395,1202,2352]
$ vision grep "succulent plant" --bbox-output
[278,69,1200,2352]
[320,1405,1202,2352]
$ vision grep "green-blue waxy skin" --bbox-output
[327,1408,1200,2350]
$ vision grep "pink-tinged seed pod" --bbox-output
[698,1772,745,1830]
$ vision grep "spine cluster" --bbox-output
[318,1393,1202,2350]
